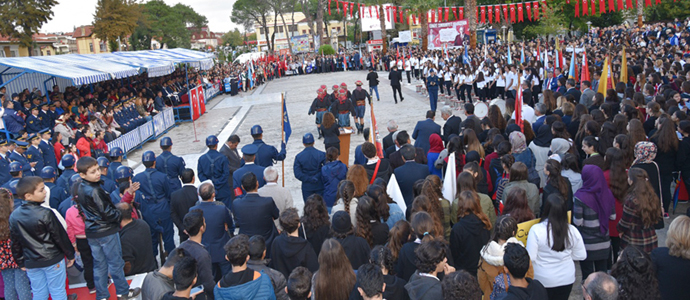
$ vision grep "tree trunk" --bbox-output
[261,15,273,52]
[279,13,293,54]
[636,0,644,27]
[420,10,428,51]
[316,0,324,46]
[379,5,387,53]
[466,0,477,49]
[272,10,280,52]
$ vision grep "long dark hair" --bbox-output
[545,159,569,197]
[614,134,634,167]
[365,184,391,222]
[651,117,679,153]
[355,196,376,247]
[313,239,356,300]
[604,148,629,201]
[627,168,662,228]
[387,220,411,261]
[611,246,661,300]
[301,194,330,232]
[0,188,13,240]
[503,188,535,223]
[486,215,518,247]
[542,194,571,252]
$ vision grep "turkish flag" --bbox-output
[600,0,606,13]
[376,6,379,18]
[438,7,443,21]
[392,6,397,22]
[481,6,486,23]
[510,4,516,23]
[591,0,596,15]
[197,86,206,115]
[495,6,501,22]
[533,2,539,19]
[386,6,389,21]
[526,3,531,20]
[350,2,354,17]
[617,0,623,11]
[575,0,579,17]
[453,7,457,20]
[328,0,331,15]
[583,0,588,15]
[609,0,615,11]
[460,7,464,20]
[344,2,348,17]
[445,7,449,21]
[488,5,493,23]
[430,10,434,23]
[502,5,508,21]
[401,8,404,23]
[517,3,523,22]
[645,0,651,6]
[190,87,200,120]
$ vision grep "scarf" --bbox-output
[429,134,444,153]
[550,138,571,156]
[532,125,553,147]
[574,165,616,235]
[631,141,657,166]
[509,131,527,154]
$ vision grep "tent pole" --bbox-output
[0,71,28,89]
[44,77,53,103]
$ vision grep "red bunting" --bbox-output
[376,5,379,18]
[336,0,339,11]
[533,2,539,19]
[502,5,508,22]
[400,8,404,23]
[344,2,348,17]
[358,3,361,17]
[617,0,623,10]
[655,0,660,4]
[609,0,615,11]
[510,4,516,23]
[481,6,486,23]
[438,7,443,21]
[517,3,523,22]
[489,5,494,23]
[445,7,449,22]
[575,0,579,17]
[386,6,389,21]
[600,0,605,13]
[626,0,633,8]
[459,7,464,20]
[452,7,457,20]
[328,0,331,15]
[526,3,531,20]
[591,0,596,15]
[645,0,651,6]
[583,0,588,15]
[392,6,397,22]
[368,5,371,17]
[495,5,501,22]
[430,10,434,23]
[349,2,353,18]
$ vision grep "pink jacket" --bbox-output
[65,205,86,244]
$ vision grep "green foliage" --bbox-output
[231,0,271,30]
[0,0,58,52]
[108,39,119,52]
[130,0,207,49]
[318,44,336,55]
[222,29,244,47]
[247,33,257,41]
[516,0,623,39]
[93,0,140,48]
[645,1,690,22]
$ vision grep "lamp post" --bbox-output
[586,21,592,37]
[501,26,507,43]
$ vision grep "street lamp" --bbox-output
[586,21,592,35]
[501,26,507,42]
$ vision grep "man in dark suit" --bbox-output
[412,110,442,154]
[393,145,429,213]
[232,144,266,200]
[563,78,581,101]
[388,65,404,103]
[460,103,481,133]
[219,134,242,198]
[170,168,199,242]
[440,106,461,144]
[232,172,280,258]
[382,120,398,152]
[388,130,427,170]
[521,82,533,107]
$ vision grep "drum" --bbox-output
[474,101,489,118]
[489,98,507,116]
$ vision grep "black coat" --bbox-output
[449,214,490,276]
[270,234,319,279]
[336,235,371,270]
[170,185,199,238]
[383,132,395,152]
[389,147,428,170]
[388,70,403,86]
[442,115,462,143]
[405,272,442,300]
[77,179,121,239]
[394,162,430,209]
[233,193,280,256]
[350,274,409,300]
[563,87,582,101]
[364,158,393,184]
[120,219,157,275]
[366,71,379,87]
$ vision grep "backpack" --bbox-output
[490,273,510,300]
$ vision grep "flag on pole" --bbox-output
[441,153,457,201]
[581,50,590,83]
[387,174,407,213]
[515,76,524,131]
[520,44,525,64]
[282,94,292,143]
[619,47,628,84]
[463,45,471,65]
[507,46,513,65]
[370,102,384,158]
[597,56,612,95]
[568,50,576,79]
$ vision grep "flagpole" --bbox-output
[281,92,285,187]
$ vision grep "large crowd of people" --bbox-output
[1,17,690,300]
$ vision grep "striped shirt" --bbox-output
[573,197,614,261]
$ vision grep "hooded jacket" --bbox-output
[477,238,534,297]
[269,234,319,279]
[404,272,442,300]
[449,213,490,276]
[320,160,347,207]
[214,270,276,300]
[501,278,549,300]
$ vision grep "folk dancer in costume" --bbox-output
[350,81,372,135]
[309,87,332,139]
[330,89,354,127]
[339,82,352,101]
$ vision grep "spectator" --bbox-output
[247,235,288,300]
[582,272,619,300]
[177,210,215,299]
[350,246,409,300]
[396,212,437,282]
[541,159,573,216]
[75,125,94,158]
[502,187,536,223]
[0,188,31,300]
[312,239,356,300]
[500,243,549,300]
[162,257,201,300]
[300,194,332,255]
[76,157,140,300]
[117,202,156,276]
[411,110,441,154]
[214,234,276,300]
[141,248,188,300]
[355,196,389,247]
[331,210,371,270]
[355,264,386,300]
[441,270,481,300]
[449,191,491,276]
[286,267,312,300]
[393,145,430,211]
[258,166,295,231]
[233,172,279,257]
[405,238,456,300]
[651,215,690,300]
[617,168,662,254]
[170,169,198,242]
[270,208,319,279]
[331,180,358,226]
[611,246,661,300]
[188,182,234,281]
[502,162,540,216]
[361,142,392,183]
[526,194,586,300]
[367,182,404,230]
[320,147,347,209]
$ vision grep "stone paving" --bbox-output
[122,69,689,300]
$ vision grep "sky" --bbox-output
[40,0,240,34]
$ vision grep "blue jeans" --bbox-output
[429,89,439,111]
[25,260,67,300]
[2,268,32,300]
[369,86,380,100]
[88,233,130,300]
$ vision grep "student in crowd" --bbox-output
[117,202,156,276]
[499,243,549,300]
[162,257,204,300]
[285,267,312,300]
[440,270,482,300]
[355,196,389,247]
[0,188,31,300]
[502,162,540,216]
[541,159,573,216]
[270,208,319,280]
[247,235,288,300]
[141,248,188,300]
[177,210,215,299]
[526,194,586,300]
[76,157,140,300]
[355,264,386,300]
[404,238,456,300]
[299,195,332,255]
[617,168,662,253]
[611,246,662,300]
[320,147,348,210]
[351,246,409,300]
[651,215,690,300]
[581,272,619,300]
[449,190,491,277]
[311,239,356,300]
[214,234,276,300]
[331,210,371,270]
[396,212,437,282]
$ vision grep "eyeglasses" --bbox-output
[581,284,590,298]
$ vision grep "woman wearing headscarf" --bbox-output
[549,138,571,161]
[529,125,553,187]
[573,165,616,280]
[630,141,664,228]
[509,131,538,187]
[427,133,444,178]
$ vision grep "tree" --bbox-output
[0,0,58,56]
[130,1,206,49]
[645,1,690,22]
[93,0,140,52]
[231,0,274,52]
[222,29,244,47]
[405,0,442,50]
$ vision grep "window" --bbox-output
[288,25,298,32]
[259,28,264,35]
[89,43,94,52]
[337,27,341,32]
[10,50,18,57]
[278,26,284,33]
[302,30,306,34]
[99,42,106,52]
[46,50,51,55]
